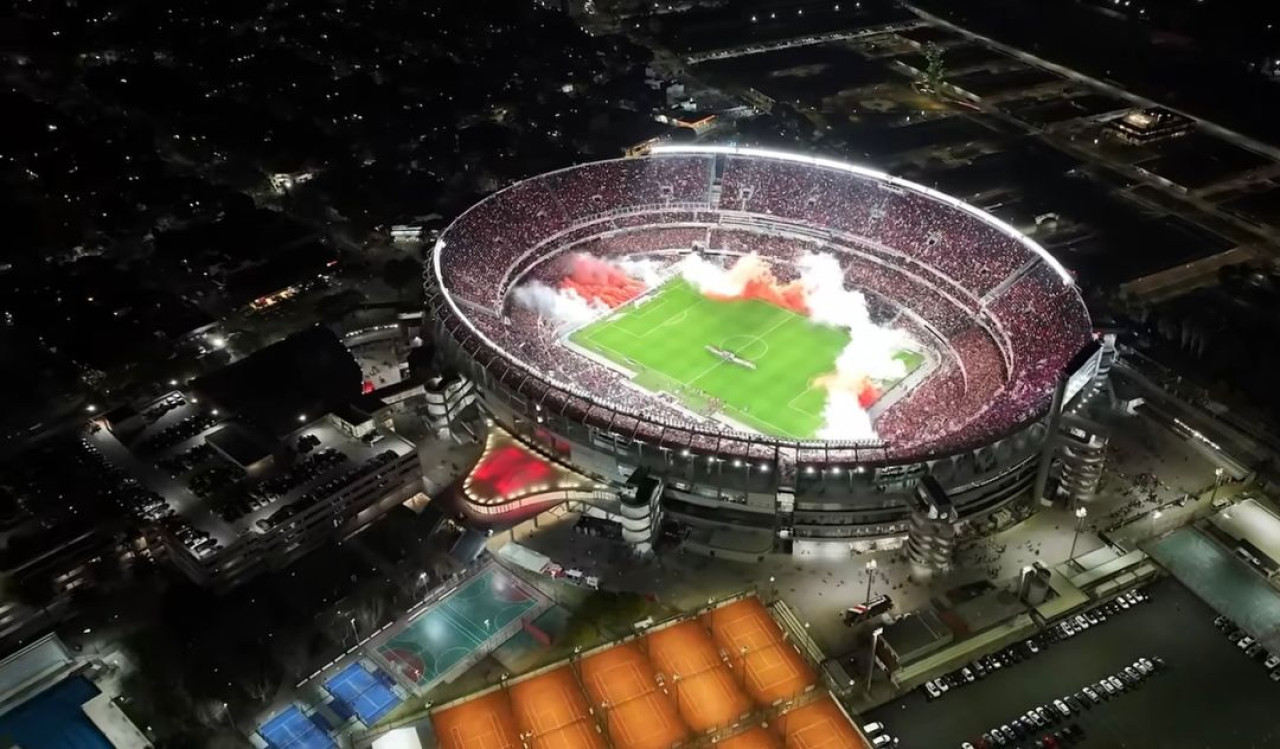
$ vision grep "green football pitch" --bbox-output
[568,278,924,439]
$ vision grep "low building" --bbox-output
[0,635,151,747]
[1107,107,1193,145]
[89,329,424,590]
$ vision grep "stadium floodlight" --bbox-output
[649,144,1074,284]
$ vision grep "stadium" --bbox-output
[425,145,1094,555]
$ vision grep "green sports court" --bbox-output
[569,277,923,439]
[376,566,549,690]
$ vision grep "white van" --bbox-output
[862,722,884,735]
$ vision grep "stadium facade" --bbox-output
[425,146,1105,560]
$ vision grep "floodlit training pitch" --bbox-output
[569,278,923,439]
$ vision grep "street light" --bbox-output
[865,626,884,695]
[1211,467,1225,505]
[864,559,877,605]
[1069,507,1088,560]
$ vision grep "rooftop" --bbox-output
[192,326,363,439]
[88,388,414,553]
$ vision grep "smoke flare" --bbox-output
[559,254,647,308]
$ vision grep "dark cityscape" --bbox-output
[1,0,1280,747]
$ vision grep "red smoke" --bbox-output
[559,254,646,308]
[706,255,810,315]
[814,372,882,409]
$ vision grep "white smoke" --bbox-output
[800,253,913,441]
[512,282,604,327]
[817,390,877,441]
[616,257,665,288]
[679,254,746,296]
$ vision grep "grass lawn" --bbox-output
[568,278,922,439]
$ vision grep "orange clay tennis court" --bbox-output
[719,725,782,749]
[703,597,817,705]
[508,666,606,749]
[579,641,688,749]
[432,690,521,749]
[646,620,753,732]
[779,695,869,749]
[432,596,867,749]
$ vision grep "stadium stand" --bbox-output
[430,150,1090,461]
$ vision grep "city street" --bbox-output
[866,578,1280,748]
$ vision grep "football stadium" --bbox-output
[425,145,1095,552]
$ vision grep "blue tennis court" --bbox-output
[325,661,401,724]
[259,705,336,749]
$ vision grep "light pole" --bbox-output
[864,627,883,696]
[1151,509,1163,537]
[349,617,359,646]
[1068,507,1088,560]
[1211,467,1225,505]
[864,559,877,605]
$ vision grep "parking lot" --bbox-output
[866,578,1280,747]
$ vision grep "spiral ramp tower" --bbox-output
[619,469,664,556]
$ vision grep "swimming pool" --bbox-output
[0,676,112,749]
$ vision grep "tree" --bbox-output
[382,257,420,298]
[919,43,947,95]
[314,289,366,321]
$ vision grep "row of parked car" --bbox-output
[144,393,186,422]
[926,588,1151,703]
[215,491,275,523]
[139,412,217,454]
[254,448,348,499]
[157,443,214,477]
[161,516,222,558]
[252,450,401,533]
[860,722,898,747]
[965,656,1164,748]
[1215,615,1280,681]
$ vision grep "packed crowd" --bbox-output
[434,153,1090,462]
[441,156,712,304]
